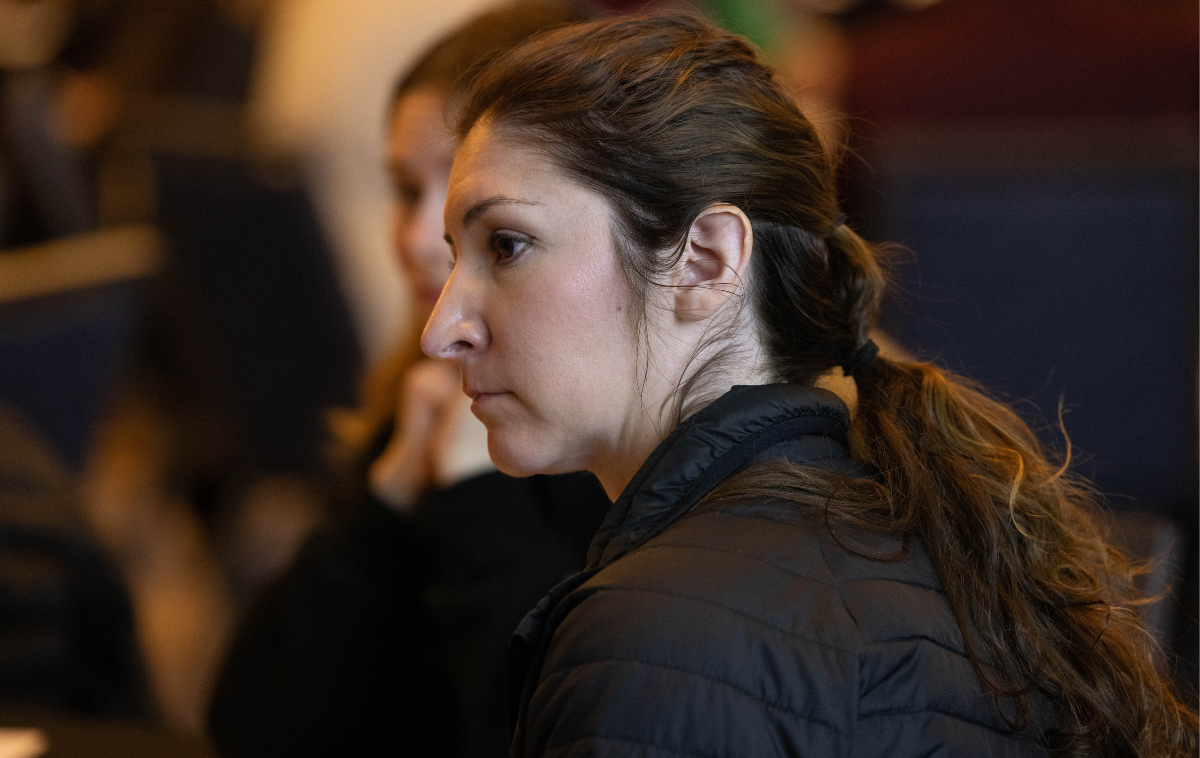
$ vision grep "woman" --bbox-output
[423,13,1198,757]
[208,6,608,758]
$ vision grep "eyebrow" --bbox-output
[462,195,541,227]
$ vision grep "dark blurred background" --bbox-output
[0,0,1194,753]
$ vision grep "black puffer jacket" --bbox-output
[508,384,1052,757]
[210,468,610,758]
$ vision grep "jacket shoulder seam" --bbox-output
[543,732,724,758]
[860,634,970,663]
[858,706,1044,744]
[566,583,856,654]
[536,655,850,736]
[664,510,945,594]
[632,540,840,589]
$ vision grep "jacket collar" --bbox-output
[508,383,854,745]
[585,383,851,570]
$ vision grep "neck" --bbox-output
[593,455,649,502]
[593,363,776,502]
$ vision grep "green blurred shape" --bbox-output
[702,0,790,53]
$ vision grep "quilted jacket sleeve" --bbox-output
[519,512,863,758]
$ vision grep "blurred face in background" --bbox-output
[387,88,457,320]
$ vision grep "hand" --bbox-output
[429,389,493,488]
[52,71,121,149]
[368,359,462,511]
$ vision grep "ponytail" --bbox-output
[849,356,1198,756]
[814,224,1198,756]
[823,224,885,349]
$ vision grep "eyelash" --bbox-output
[487,231,533,264]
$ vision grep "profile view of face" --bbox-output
[387,89,457,318]
[422,122,646,481]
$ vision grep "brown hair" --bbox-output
[392,1,589,109]
[457,13,1197,756]
[328,1,590,478]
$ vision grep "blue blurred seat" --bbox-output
[861,119,1198,675]
[0,226,160,469]
[1108,510,1185,647]
[867,121,1197,509]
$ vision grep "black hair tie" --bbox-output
[828,213,846,236]
[841,338,878,377]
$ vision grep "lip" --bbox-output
[466,389,508,402]
[468,390,510,416]
[463,377,505,400]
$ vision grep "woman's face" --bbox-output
[387,89,457,318]
[423,122,661,489]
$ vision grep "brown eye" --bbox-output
[488,231,532,263]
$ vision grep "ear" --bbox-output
[672,204,754,323]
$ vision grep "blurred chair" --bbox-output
[866,120,1198,510]
[0,225,160,469]
[153,156,361,474]
[1107,510,1185,648]
[0,403,151,717]
[861,119,1198,678]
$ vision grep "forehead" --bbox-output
[388,89,454,165]
[446,122,582,220]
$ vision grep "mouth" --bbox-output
[463,382,511,413]
[468,392,510,420]
[465,389,509,402]
[463,378,504,400]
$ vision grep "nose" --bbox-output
[421,265,488,360]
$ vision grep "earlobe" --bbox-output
[674,205,753,322]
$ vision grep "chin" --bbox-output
[486,428,580,479]
[486,438,548,479]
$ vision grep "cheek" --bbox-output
[392,205,415,265]
[396,200,452,282]
[500,253,634,410]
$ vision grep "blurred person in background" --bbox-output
[0,0,97,246]
[207,5,610,757]
[248,0,499,360]
[1,0,276,736]
[0,0,272,247]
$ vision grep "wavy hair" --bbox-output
[456,13,1198,756]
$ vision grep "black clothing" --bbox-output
[207,497,454,756]
[208,469,610,758]
[415,473,608,758]
[509,384,1051,757]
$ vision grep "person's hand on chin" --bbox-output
[369,359,465,511]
